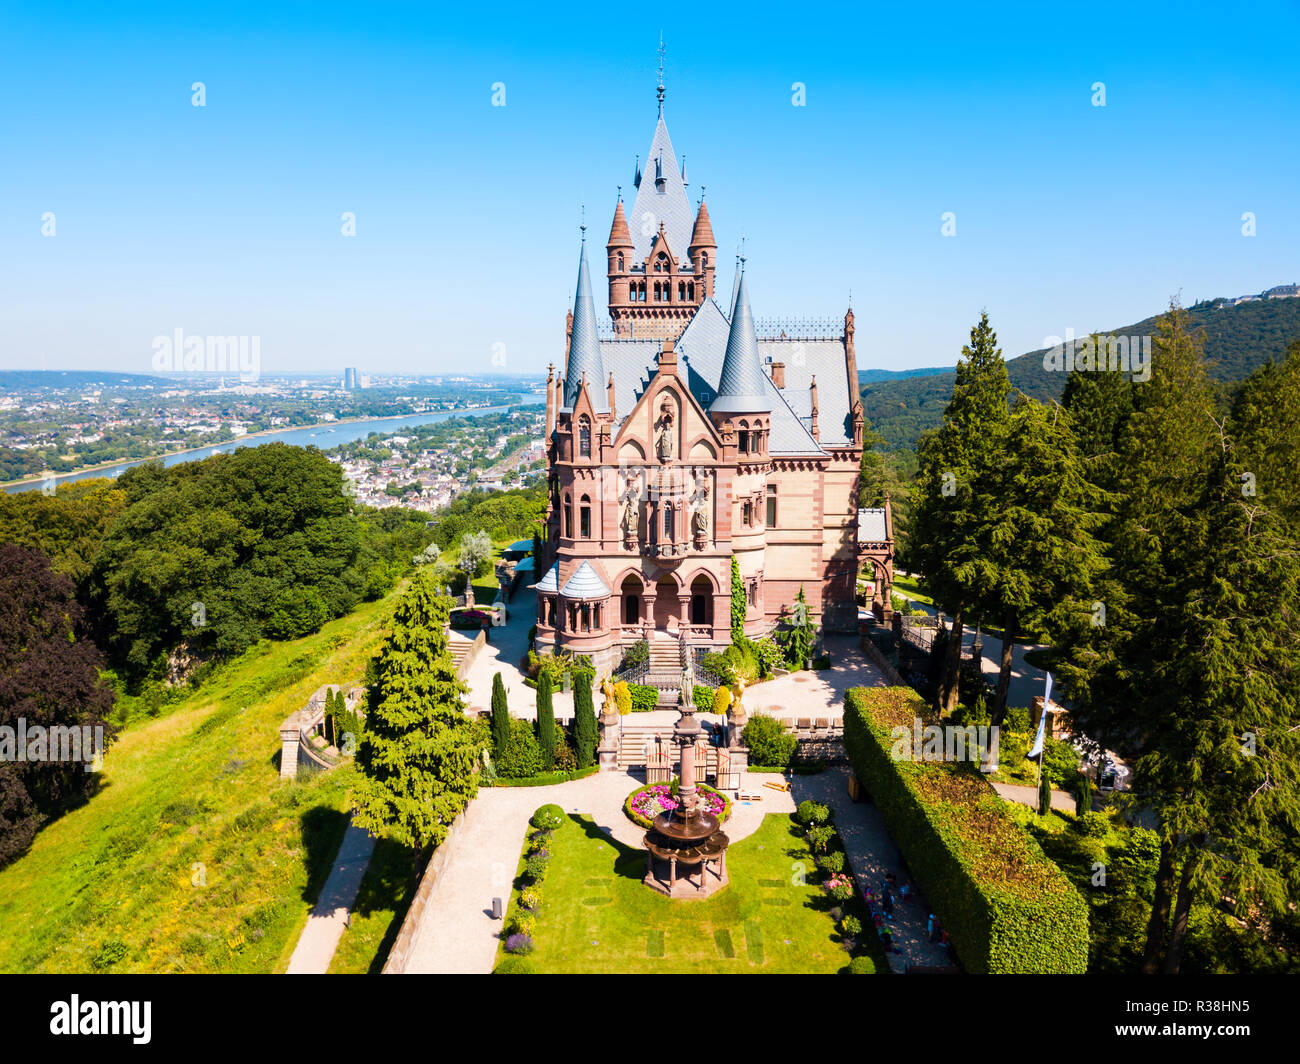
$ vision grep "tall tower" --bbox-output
[605,57,714,340]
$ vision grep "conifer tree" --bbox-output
[490,671,510,756]
[911,312,1012,713]
[572,670,597,769]
[536,670,556,769]
[353,571,481,884]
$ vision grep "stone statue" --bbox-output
[680,662,694,708]
[691,480,710,545]
[621,489,637,545]
[730,676,746,720]
[600,676,617,722]
[656,399,675,462]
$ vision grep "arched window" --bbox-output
[563,494,573,538]
[663,503,674,539]
[742,500,753,526]
[738,421,750,454]
[628,282,635,301]
[578,417,591,458]
[579,494,591,538]
[678,282,686,301]
[688,282,694,301]
[701,252,708,269]
[617,252,624,271]
[766,484,777,527]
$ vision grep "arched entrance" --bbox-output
[689,575,713,626]
[621,575,642,626]
[653,576,678,630]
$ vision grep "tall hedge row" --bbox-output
[843,686,1088,973]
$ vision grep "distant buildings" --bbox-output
[343,367,360,390]
[1218,283,1300,306]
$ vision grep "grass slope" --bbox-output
[0,593,398,973]
[495,813,885,974]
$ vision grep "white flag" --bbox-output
[1028,672,1052,760]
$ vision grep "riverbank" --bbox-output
[1,401,530,492]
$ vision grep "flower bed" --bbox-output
[623,781,731,829]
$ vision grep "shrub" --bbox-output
[621,638,649,670]
[799,801,831,826]
[692,684,715,713]
[519,887,541,911]
[523,853,550,883]
[530,804,565,830]
[504,933,533,955]
[702,651,735,686]
[848,956,876,974]
[743,715,797,768]
[824,874,855,901]
[796,799,820,825]
[841,914,863,937]
[551,733,577,772]
[614,680,632,715]
[1076,811,1110,838]
[807,825,836,853]
[628,684,659,712]
[495,718,543,779]
[1004,706,1032,734]
[752,637,784,678]
[817,850,846,874]
[712,684,732,717]
[842,686,1089,973]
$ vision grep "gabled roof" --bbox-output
[599,298,834,456]
[561,241,608,413]
[628,112,693,265]
[561,561,610,599]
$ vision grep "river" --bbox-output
[3,399,537,494]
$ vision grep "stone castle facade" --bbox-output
[533,84,892,678]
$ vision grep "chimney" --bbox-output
[770,361,786,389]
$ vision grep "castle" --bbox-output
[533,76,893,679]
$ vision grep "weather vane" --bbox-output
[657,33,665,112]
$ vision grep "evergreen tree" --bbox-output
[536,670,556,769]
[490,672,510,756]
[730,556,745,643]
[1037,767,1052,816]
[353,571,481,884]
[974,395,1106,765]
[784,586,816,669]
[572,670,597,769]
[911,312,1012,712]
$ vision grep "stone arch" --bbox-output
[688,437,717,460]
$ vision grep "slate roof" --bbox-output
[858,508,888,542]
[711,272,771,414]
[561,561,610,599]
[628,112,693,265]
[531,562,560,594]
[599,298,854,456]
[561,240,608,413]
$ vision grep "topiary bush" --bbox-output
[743,715,797,768]
[614,680,632,715]
[530,804,565,830]
[842,686,1089,973]
[848,956,876,974]
[817,850,846,874]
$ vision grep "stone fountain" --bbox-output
[641,700,730,898]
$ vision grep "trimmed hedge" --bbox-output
[842,686,1088,973]
[491,765,600,788]
[628,684,659,712]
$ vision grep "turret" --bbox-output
[688,199,717,300]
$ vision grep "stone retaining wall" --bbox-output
[382,798,487,974]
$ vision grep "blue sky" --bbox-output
[1,1,1297,377]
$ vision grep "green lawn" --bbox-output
[0,591,400,973]
[494,813,884,974]
[892,573,933,607]
[327,837,416,974]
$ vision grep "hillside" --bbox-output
[861,295,1300,449]
[0,591,398,973]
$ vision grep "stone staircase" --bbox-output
[644,637,685,706]
[616,723,722,773]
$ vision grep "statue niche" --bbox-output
[655,396,676,463]
[691,473,711,549]
[621,486,639,550]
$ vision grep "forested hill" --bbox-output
[862,295,1300,449]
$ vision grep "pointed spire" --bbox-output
[607,199,631,248]
[657,32,666,115]
[633,154,641,190]
[562,240,607,413]
[689,199,716,251]
[712,268,770,414]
